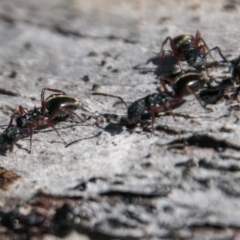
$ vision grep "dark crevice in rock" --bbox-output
[166,134,240,152]
[99,186,171,198]
[0,88,19,96]
[198,159,240,172]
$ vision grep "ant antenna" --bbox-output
[92,92,128,109]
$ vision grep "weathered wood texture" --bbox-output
[1,0,240,239]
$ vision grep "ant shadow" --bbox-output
[94,118,126,136]
[133,52,230,79]
[199,78,235,105]
[0,119,100,155]
[34,121,103,149]
[65,131,102,148]
[133,54,179,77]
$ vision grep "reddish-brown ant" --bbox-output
[158,30,228,71]
[4,88,82,153]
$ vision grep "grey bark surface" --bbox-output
[0,0,240,239]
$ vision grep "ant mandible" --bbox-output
[158,30,228,71]
[5,88,82,153]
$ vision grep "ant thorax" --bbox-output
[16,108,42,128]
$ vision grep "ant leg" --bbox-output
[61,108,83,122]
[163,102,176,121]
[159,36,180,56]
[185,87,212,112]
[58,107,83,122]
[8,116,15,126]
[194,29,204,48]
[148,103,176,127]
[8,105,28,126]
[47,106,83,122]
[194,30,217,64]
[46,121,66,145]
[152,101,176,121]
[194,30,211,53]
[92,92,128,108]
[204,46,228,63]
[197,44,214,62]
[159,77,174,94]
[41,88,66,110]
[19,105,28,114]
[194,29,201,44]
[199,37,210,52]
[159,37,173,54]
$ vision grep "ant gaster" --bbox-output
[160,72,212,111]
[4,88,82,153]
[158,30,228,71]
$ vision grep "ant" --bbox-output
[93,90,182,130]
[127,91,180,128]
[159,72,212,111]
[2,88,82,153]
[158,30,228,71]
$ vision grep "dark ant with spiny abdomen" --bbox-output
[158,30,228,71]
[1,88,83,153]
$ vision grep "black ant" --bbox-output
[159,72,212,111]
[2,88,82,153]
[158,30,228,71]
[127,91,180,127]
[93,90,182,130]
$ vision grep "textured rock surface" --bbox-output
[1,0,240,239]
